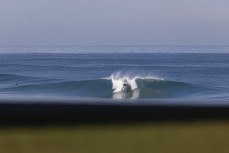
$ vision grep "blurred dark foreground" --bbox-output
[1,101,229,125]
[1,102,229,153]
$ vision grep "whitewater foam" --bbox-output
[104,72,164,93]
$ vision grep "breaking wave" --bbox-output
[0,72,207,100]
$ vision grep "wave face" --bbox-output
[0,72,208,100]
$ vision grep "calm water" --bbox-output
[0,47,229,104]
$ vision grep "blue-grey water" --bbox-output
[0,46,229,104]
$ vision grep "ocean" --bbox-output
[0,46,229,104]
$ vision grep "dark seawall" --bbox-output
[1,100,229,126]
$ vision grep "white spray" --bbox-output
[106,71,163,93]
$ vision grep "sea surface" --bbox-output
[0,46,229,104]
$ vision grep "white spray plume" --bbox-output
[105,71,163,93]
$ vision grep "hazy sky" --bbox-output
[0,0,229,45]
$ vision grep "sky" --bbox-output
[0,0,229,46]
